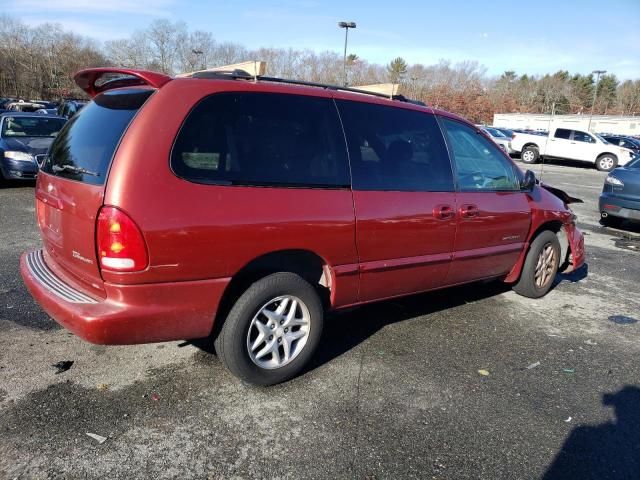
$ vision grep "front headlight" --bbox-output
[605,175,624,187]
[4,151,35,162]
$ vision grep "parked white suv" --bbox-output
[511,127,635,172]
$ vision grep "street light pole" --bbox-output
[588,69,606,132]
[338,21,356,86]
[192,49,204,70]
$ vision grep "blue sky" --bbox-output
[5,0,640,79]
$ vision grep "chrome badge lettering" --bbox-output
[502,235,520,241]
[72,251,94,264]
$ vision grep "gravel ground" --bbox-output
[1,161,639,479]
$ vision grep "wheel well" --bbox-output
[522,143,539,150]
[597,152,617,160]
[211,250,330,338]
[529,221,569,269]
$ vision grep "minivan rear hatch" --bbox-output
[37,88,154,294]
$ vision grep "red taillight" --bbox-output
[36,199,46,229]
[96,206,148,272]
[512,133,516,140]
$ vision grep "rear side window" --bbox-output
[554,128,571,139]
[43,88,153,185]
[336,100,454,192]
[171,92,349,188]
[572,130,595,143]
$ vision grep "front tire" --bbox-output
[513,230,561,298]
[521,146,540,164]
[214,272,324,386]
[596,154,617,172]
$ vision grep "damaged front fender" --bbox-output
[539,182,584,205]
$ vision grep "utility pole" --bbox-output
[588,69,606,132]
[192,49,204,70]
[338,21,356,87]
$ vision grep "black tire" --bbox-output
[596,154,618,172]
[521,146,540,164]
[214,272,323,386]
[600,213,621,228]
[513,230,561,299]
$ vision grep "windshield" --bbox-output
[594,133,609,144]
[1,116,66,138]
[485,127,507,138]
[627,155,640,169]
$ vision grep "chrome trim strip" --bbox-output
[26,250,98,304]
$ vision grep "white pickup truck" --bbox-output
[510,127,636,172]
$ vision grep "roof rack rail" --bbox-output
[190,72,419,103]
[179,61,425,105]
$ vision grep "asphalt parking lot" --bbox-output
[1,161,639,480]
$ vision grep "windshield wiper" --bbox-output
[52,164,99,177]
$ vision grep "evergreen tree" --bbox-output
[387,57,408,83]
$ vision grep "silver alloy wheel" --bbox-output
[522,150,535,162]
[534,243,557,288]
[246,295,311,370]
[599,156,614,170]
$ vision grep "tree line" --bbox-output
[1,15,639,123]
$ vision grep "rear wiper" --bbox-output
[52,164,99,177]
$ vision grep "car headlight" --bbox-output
[605,175,624,187]
[4,151,35,162]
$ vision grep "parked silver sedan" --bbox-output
[478,125,515,154]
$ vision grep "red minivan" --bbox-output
[21,68,585,385]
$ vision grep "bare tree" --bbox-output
[1,14,638,122]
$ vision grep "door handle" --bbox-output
[460,204,480,218]
[434,204,455,220]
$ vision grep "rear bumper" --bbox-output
[599,193,640,221]
[20,249,229,344]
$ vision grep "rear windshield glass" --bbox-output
[42,88,153,185]
[1,116,66,137]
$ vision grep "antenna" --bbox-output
[539,102,555,182]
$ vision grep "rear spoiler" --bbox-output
[74,68,172,98]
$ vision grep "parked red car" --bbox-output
[21,68,585,385]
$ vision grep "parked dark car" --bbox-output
[601,135,640,154]
[0,97,16,109]
[0,112,66,182]
[57,99,88,119]
[599,154,640,225]
[21,67,585,386]
[30,100,59,110]
[35,108,59,115]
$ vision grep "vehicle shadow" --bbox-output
[543,386,640,480]
[514,156,601,171]
[186,280,512,363]
[600,218,640,235]
[305,280,511,373]
[0,179,36,189]
[555,262,588,285]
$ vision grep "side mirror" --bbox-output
[521,170,536,192]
